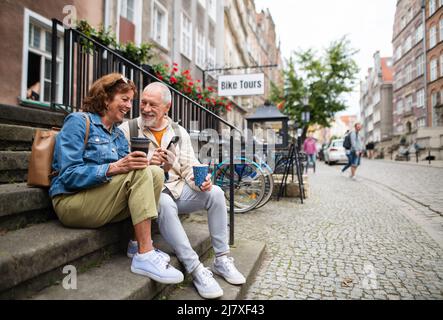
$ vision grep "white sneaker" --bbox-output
[131,250,183,284]
[127,240,170,262]
[212,256,246,285]
[192,264,223,299]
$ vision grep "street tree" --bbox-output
[271,37,359,142]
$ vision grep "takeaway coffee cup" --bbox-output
[193,164,209,188]
[130,137,151,155]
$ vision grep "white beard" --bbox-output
[141,117,157,129]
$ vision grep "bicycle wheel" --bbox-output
[254,164,274,209]
[213,160,266,213]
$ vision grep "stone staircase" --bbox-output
[0,104,265,300]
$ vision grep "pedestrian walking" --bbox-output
[348,123,364,179]
[303,133,317,173]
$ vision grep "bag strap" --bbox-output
[129,118,138,139]
[82,112,91,147]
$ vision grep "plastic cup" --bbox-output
[193,164,209,187]
[130,137,151,155]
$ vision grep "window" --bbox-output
[416,54,425,76]
[405,94,413,112]
[196,29,205,68]
[432,91,438,107]
[416,24,424,44]
[208,0,217,21]
[400,16,407,29]
[408,7,414,22]
[440,19,443,42]
[121,0,135,22]
[417,118,426,128]
[440,54,443,77]
[405,63,413,83]
[430,25,437,48]
[151,0,168,48]
[207,42,216,68]
[404,35,412,52]
[397,99,404,114]
[430,58,438,81]
[417,89,425,108]
[25,16,63,104]
[395,46,402,61]
[430,0,436,16]
[181,12,192,59]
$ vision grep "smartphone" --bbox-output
[166,136,180,150]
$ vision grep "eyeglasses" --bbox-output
[107,74,133,90]
[120,75,129,84]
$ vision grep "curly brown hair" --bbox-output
[83,73,137,116]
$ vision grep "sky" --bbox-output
[254,0,397,117]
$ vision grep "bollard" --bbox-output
[429,150,432,165]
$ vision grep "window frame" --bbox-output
[21,8,64,104]
[151,0,169,49]
[180,11,193,60]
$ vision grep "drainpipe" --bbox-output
[422,0,429,127]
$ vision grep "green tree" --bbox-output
[271,37,359,142]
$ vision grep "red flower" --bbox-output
[157,74,163,80]
[226,103,233,111]
[208,86,214,92]
[164,64,169,68]
[197,94,203,100]
[173,62,178,66]
[188,82,194,86]
[182,69,190,75]
[170,76,178,84]
[173,67,179,73]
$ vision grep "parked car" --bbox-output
[323,139,348,165]
[318,143,328,161]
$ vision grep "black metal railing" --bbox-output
[51,19,239,245]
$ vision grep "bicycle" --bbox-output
[212,156,274,213]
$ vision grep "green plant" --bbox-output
[121,42,154,65]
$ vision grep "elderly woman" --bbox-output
[49,73,183,284]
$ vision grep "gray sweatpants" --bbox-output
[157,184,230,273]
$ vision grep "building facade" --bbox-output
[390,0,443,159]
[0,0,103,106]
[360,52,394,157]
[392,0,427,139]
[425,0,443,127]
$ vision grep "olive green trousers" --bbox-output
[52,166,164,228]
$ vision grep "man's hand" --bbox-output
[107,151,149,176]
[150,148,176,172]
[191,174,212,192]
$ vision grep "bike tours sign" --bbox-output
[218,73,265,97]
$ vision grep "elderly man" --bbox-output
[119,82,245,299]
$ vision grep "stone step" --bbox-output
[0,123,39,151]
[0,151,31,183]
[30,222,212,300]
[0,183,51,231]
[0,104,65,129]
[167,239,266,300]
[0,220,127,293]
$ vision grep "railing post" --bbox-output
[51,20,58,110]
[229,134,234,246]
[63,28,71,108]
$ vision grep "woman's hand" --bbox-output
[107,151,149,176]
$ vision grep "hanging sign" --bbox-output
[218,73,265,97]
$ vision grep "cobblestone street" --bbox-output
[236,160,443,300]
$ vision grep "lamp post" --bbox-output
[300,95,311,147]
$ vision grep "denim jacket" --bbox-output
[49,112,129,198]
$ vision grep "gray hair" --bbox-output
[143,82,172,105]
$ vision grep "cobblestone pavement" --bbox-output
[236,161,443,300]
[357,160,443,214]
